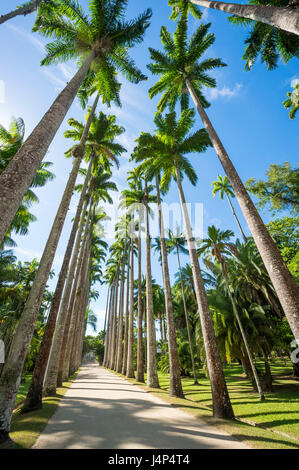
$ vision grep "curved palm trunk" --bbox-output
[121,249,130,375]
[0,152,85,440]
[225,193,247,242]
[144,191,159,389]
[156,175,183,397]
[175,162,234,419]
[21,156,94,413]
[126,231,135,378]
[176,247,198,385]
[116,243,127,373]
[43,200,92,395]
[189,0,299,36]
[0,51,95,246]
[223,274,265,400]
[136,222,145,383]
[0,0,43,25]
[186,78,299,341]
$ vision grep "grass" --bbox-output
[15,374,32,407]
[0,371,79,449]
[109,358,299,450]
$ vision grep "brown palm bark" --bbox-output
[43,200,92,395]
[21,156,94,413]
[103,285,114,367]
[136,221,145,383]
[144,186,159,388]
[176,246,198,384]
[0,0,43,25]
[189,0,299,36]
[116,243,127,373]
[186,78,299,341]
[175,162,234,419]
[108,267,120,370]
[121,247,130,375]
[0,51,95,246]
[126,231,135,378]
[156,175,183,397]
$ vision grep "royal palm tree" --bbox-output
[0,0,151,247]
[168,228,198,384]
[198,226,265,400]
[212,175,247,242]
[148,16,299,341]
[168,0,299,36]
[134,109,234,419]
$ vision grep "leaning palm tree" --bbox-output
[212,175,247,242]
[134,109,234,419]
[0,118,55,248]
[0,0,151,246]
[148,16,299,341]
[168,228,198,384]
[198,226,265,401]
[168,0,299,36]
[0,0,56,26]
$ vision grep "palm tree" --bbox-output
[168,0,299,35]
[198,226,265,400]
[148,16,299,341]
[212,175,247,242]
[0,0,55,25]
[168,228,198,384]
[0,118,55,248]
[0,0,151,246]
[133,146,184,397]
[283,82,299,119]
[134,109,234,419]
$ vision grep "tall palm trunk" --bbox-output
[186,78,299,341]
[116,243,127,373]
[136,221,145,383]
[103,285,114,367]
[0,0,43,25]
[174,162,234,419]
[0,153,85,440]
[0,51,95,246]
[225,193,246,242]
[108,267,120,370]
[103,287,110,344]
[21,156,94,413]
[126,230,135,378]
[144,187,159,389]
[188,0,299,35]
[156,175,183,397]
[223,272,265,400]
[43,200,92,395]
[176,246,198,384]
[121,248,130,375]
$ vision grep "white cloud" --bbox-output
[41,69,65,89]
[6,24,45,53]
[206,83,242,101]
[291,77,299,88]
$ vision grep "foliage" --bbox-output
[283,82,299,119]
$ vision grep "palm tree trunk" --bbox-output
[174,162,234,419]
[156,175,183,397]
[186,78,299,341]
[121,248,130,375]
[189,0,299,35]
[21,156,94,413]
[136,222,145,383]
[176,247,198,385]
[103,287,110,343]
[103,285,114,367]
[144,188,159,389]
[225,193,247,242]
[43,200,92,395]
[116,243,127,373]
[108,268,120,370]
[0,152,84,440]
[0,0,43,25]
[0,51,95,246]
[223,273,265,400]
[126,230,135,378]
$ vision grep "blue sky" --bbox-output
[0,0,298,335]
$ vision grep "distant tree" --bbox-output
[283,82,299,119]
[246,162,299,215]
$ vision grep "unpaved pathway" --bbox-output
[34,365,249,449]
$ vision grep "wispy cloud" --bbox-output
[206,83,243,101]
[291,77,299,88]
[6,24,45,54]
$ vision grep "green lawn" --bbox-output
[112,358,299,449]
[15,374,32,407]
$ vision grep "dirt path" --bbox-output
[34,364,249,449]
